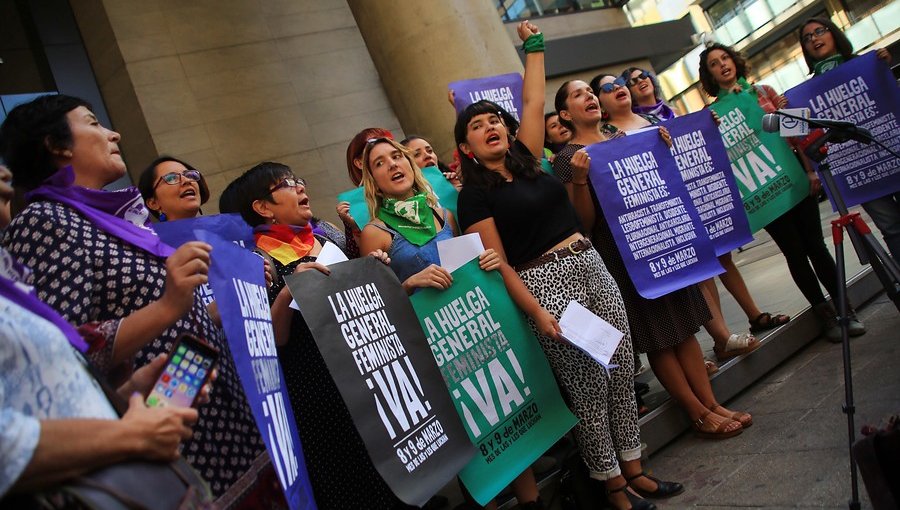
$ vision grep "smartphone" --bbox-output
[146,334,219,409]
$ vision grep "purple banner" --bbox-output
[587,129,724,299]
[784,52,900,208]
[663,111,753,255]
[196,230,316,510]
[449,73,524,121]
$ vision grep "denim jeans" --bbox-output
[862,192,900,265]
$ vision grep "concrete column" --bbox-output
[347,0,523,159]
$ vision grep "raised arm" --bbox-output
[514,21,546,159]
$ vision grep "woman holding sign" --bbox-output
[231,161,407,509]
[796,17,899,266]
[699,43,866,341]
[456,21,682,510]
[609,71,772,360]
[552,79,751,441]
[0,95,269,506]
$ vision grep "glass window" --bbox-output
[498,0,627,22]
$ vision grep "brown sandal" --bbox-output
[709,403,753,428]
[693,410,743,439]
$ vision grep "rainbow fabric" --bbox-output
[253,223,315,265]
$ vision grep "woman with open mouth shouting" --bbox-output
[138,156,210,222]
[553,76,751,447]
[455,20,681,510]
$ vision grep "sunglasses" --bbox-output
[597,77,627,94]
[154,169,201,189]
[268,176,307,194]
[802,26,829,43]
[626,71,651,87]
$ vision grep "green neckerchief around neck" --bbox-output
[377,192,438,246]
[814,54,846,75]
[717,76,753,97]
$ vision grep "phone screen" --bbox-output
[146,335,219,408]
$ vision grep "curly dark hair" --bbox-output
[698,43,750,97]
[453,100,540,190]
[799,17,854,74]
[0,94,92,191]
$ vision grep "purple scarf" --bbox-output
[27,166,175,258]
[632,100,677,122]
[0,248,89,352]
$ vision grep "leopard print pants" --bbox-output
[518,247,642,479]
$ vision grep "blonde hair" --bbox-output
[360,137,438,221]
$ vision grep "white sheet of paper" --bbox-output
[289,242,348,311]
[559,300,623,367]
[437,233,485,273]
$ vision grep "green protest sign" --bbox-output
[410,259,577,505]
[710,92,809,231]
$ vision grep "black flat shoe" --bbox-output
[625,471,684,499]
[607,481,657,510]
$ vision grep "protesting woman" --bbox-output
[699,43,866,342]
[455,21,681,510]
[797,17,899,265]
[0,94,268,506]
[553,78,751,441]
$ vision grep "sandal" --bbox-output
[704,359,719,376]
[693,410,742,439]
[749,312,790,333]
[713,332,760,362]
[606,481,657,510]
[624,471,684,499]
[709,403,753,428]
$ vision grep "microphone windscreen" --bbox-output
[761,113,781,133]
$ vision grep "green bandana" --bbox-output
[718,77,753,97]
[377,192,438,246]
[813,54,845,75]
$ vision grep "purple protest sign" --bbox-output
[195,230,317,510]
[586,129,723,299]
[449,73,524,121]
[784,52,900,209]
[663,111,753,255]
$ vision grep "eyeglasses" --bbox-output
[154,169,202,189]
[802,26,829,43]
[597,77,627,94]
[268,176,306,194]
[626,71,651,87]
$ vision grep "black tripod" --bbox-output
[801,124,900,510]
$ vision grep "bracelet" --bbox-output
[522,33,545,53]
[572,180,588,186]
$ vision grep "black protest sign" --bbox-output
[285,257,475,506]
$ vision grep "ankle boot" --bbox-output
[813,302,842,342]
[846,305,866,337]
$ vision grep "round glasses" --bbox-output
[626,71,651,87]
[154,169,202,189]
[802,26,829,44]
[598,77,627,94]
[269,176,306,194]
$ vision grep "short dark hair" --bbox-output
[137,155,210,218]
[620,66,663,104]
[232,161,293,226]
[698,43,750,97]
[453,100,541,190]
[400,135,424,146]
[799,17,854,74]
[0,94,92,191]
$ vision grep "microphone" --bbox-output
[761,110,857,133]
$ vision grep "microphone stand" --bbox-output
[800,121,900,510]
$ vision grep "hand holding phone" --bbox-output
[146,334,220,409]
